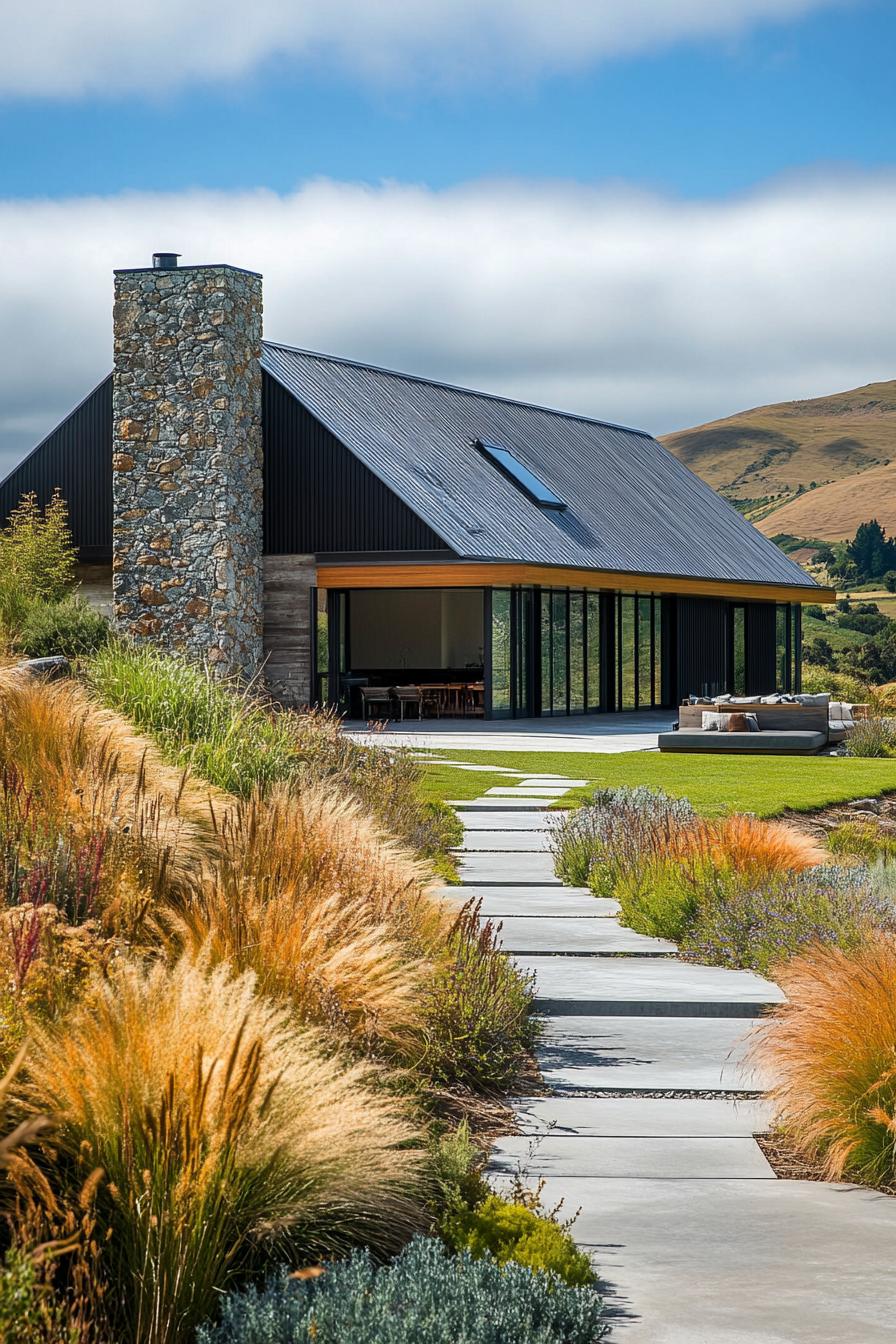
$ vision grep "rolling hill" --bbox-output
[661,379,896,542]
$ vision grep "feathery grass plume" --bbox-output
[19,954,426,1344]
[670,813,827,875]
[0,667,221,907]
[165,785,449,1051]
[751,934,896,1188]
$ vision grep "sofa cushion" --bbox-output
[795,692,831,707]
[659,729,827,754]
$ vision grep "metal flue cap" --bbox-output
[152,252,180,270]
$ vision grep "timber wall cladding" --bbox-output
[263,555,317,706]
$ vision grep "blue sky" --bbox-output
[0,0,893,476]
[2,1,893,199]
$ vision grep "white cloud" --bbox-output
[0,170,893,479]
[2,0,846,97]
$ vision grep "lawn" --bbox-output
[418,749,896,817]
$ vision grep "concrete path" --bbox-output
[446,768,896,1342]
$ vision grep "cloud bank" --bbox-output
[0,171,892,478]
[3,0,844,97]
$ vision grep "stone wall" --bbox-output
[263,555,317,706]
[111,263,263,679]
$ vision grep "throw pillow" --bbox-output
[701,711,728,731]
[726,712,748,732]
[744,712,761,732]
[795,693,831,707]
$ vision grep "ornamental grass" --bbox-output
[166,785,447,1051]
[751,935,896,1188]
[15,955,426,1344]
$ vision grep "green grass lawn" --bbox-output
[418,750,896,817]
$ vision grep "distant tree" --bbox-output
[805,636,834,669]
[803,604,826,621]
[847,519,896,582]
[884,571,896,593]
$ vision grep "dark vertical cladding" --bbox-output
[0,377,112,560]
[745,603,776,692]
[262,373,450,554]
[675,596,729,701]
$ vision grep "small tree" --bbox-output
[0,491,77,604]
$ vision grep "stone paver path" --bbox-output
[442,763,896,1343]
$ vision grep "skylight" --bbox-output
[475,439,566,511]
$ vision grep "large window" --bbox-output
[775,602,802,693]
[613,593,666,711]
[731,605,747,696]
[569,592,585,714]
[551,590,568,715]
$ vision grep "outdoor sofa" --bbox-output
[658,694,836,755]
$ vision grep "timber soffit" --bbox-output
[260,343,820,593]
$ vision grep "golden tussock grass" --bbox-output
[669,813,827,875]
[750,933,896,1187]
[0,668,225,899]
[18,954,425,1343]
[166,786,452,1049]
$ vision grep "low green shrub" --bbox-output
[442,1194,595,1288]
[615,854,704,942]
[0,1248,77,1344]
[0,491,77,637]
[422,906,536,1094]
[13,597,110,659]
[845,715,896,758]
[428,1120,489,1218]
[196,1237,606,1344]
[827,820,896,863]
[800,663,871,703]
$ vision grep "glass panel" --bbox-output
[653,598,663,707]
[619,595,636,711]
[587,593,601,711]
[552,590,568,715]
[491,589,512,717]
[791,603,801,693]
[314,589,329,704]
[477,440,565,510]
[540,592,552,715]
[516,589,532,717]
[569,592,585,714]
[638,597,653,709]
[775,604,788,691]
[732,606,746,695]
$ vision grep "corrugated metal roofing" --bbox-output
[261,343,817,589]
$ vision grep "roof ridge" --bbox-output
[260,340,654,440]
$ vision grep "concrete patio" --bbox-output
[342,709,674,753]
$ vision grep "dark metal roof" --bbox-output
[261,343,818,589]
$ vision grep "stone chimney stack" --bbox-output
[111,254,263,679]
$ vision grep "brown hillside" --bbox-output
[754,461,896,543]
[661,381,896,525]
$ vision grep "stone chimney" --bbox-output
[111,254,263,679]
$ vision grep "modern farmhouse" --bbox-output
[0,255,832,718]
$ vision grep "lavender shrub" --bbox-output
[681,865,896,976]
[551,787,696,896]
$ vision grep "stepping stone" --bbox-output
[446,798,550,811]
[523,955,785,1016]
[435,886,618,919]
[535,1015,763,1092]
[486,785,576,797]
[491,916,675,956]
[455,852,560,884]
[455,811,554,830]
[489,1134,775,1180]
[511,1176,896,1342]
[460,831,552,851]
[513,1096,774,1138]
